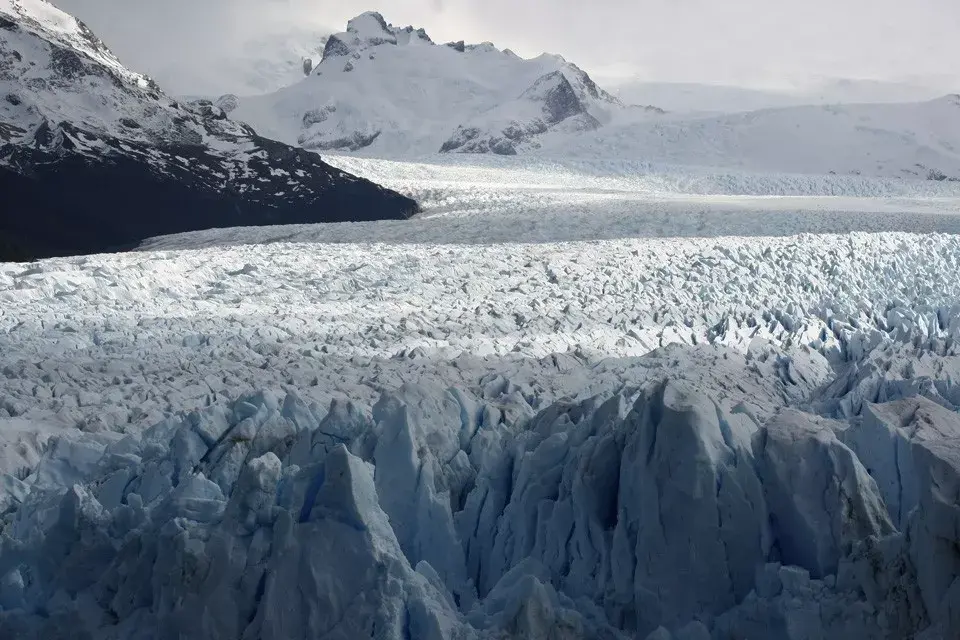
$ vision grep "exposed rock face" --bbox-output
[531,71,593,124]
[319,12,432,63]
[0,0,418,260]
[215,93,239,114]
[441,71,603,155]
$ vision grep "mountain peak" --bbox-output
[345,11,395,45]
[322,12,433,63]
[520,71,586,123]
[234,11,625,156]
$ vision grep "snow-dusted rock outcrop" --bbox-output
[0,0,417,260]
[231,12,622,156]
[440,70,604,155]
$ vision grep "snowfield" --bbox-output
[538,95,960,181]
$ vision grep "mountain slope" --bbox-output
[538,95,960,179]
[232,12,622,156]
[0,0,417,260]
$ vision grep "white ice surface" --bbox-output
[142,154,960,250]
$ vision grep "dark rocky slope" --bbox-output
[0,0,417,261]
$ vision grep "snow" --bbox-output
[0,0,200,144]
[541,96,960,180]
[0,0,146,88]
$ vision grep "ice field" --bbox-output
[3,156,960,639]
[146,155,960,249]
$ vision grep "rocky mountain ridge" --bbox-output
[0,0,417,260]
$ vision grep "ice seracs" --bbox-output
[4,4,960,638]
[3,231,960,637]
[3,346,960,638]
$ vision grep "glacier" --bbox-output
[3,226,960,639]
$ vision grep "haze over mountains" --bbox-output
[176,27,331,98]
[603,78,951,116]
[53,0,960,101]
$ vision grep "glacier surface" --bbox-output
[5,218,960,638]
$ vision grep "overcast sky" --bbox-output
[56,0,960,95]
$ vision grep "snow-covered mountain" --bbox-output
[232,12,625,156]
[226,11,960,182]
[546,96,960,180]
[0,0,416,260]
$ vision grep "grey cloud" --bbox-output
[53,0,960,95]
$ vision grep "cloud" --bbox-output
[53,0,960,95]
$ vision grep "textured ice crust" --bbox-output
[3,317,960,637]
[4,234,960,638]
